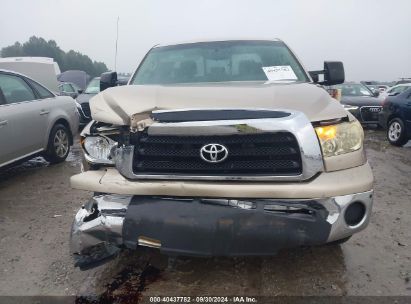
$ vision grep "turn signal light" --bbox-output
[315,125,337,141]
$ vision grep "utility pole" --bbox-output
[114,16,119,71]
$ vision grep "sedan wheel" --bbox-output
[43,124,72,164]
[54,129,69,158]
[387,118,408,146]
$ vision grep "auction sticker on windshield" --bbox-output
[262,65,297,81]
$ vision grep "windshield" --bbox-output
[84,78,100,94]
[388,85,410,94]
[131,40,309,85]
[334,84,373,97]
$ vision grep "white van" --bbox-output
[0,57,60,92]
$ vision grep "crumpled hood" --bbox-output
[89,82,348,125]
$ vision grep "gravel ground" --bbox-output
[0,129,410,302]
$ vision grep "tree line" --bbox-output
[1,36,108,77]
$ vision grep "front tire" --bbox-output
[387,118,408,146]
[43,124,71,164]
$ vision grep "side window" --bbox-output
[0,74,36,104]
[63,83,75,93]
[393,86,407,94]
[26,78,54,99]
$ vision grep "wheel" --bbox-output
[43,124,71,164]
[387,118,408,146]
[327,236,351,246]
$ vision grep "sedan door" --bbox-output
[0,73,50,166]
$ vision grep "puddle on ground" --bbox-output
[78,246,348,299]
[66,148,83,165]
[0,147,83,182]
[76,262,162,304]
[0,157,49,181]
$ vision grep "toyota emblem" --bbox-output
[200,144,228,163]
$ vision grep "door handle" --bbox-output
[0,120,8,127]
[39,110,50,115]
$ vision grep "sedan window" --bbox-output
[26,78,54,99]
[0,74,36,104]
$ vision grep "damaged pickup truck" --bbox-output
[70,39,374,268]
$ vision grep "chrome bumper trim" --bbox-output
[70,194,131,265]
[325,190,373,242]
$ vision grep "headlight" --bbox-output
[82,136,117,164]
[75,101,82,109]
[315,120,363,157]
[342,104,359,111]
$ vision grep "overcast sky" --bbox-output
[1,0,410,81]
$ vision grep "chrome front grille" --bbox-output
[81,103,91,118]
[360,106,381,123]
[131,133,302,175]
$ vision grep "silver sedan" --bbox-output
[0,69,79,168]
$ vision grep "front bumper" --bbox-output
[71,190,373,268]
[71,162,373,199]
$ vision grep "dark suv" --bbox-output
[330,83,383,126]
[379,87,411,146]
[75,77,100,127]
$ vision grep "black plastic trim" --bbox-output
[151,109,291,122]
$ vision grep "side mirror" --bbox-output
[77,89,84,94]
[100,72,118,92]
[309,61,345,86]
[323,61,345,85]
[373,90,380,97]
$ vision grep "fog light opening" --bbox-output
[344,201,366,227]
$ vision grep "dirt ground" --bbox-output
[0,129,410,302]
